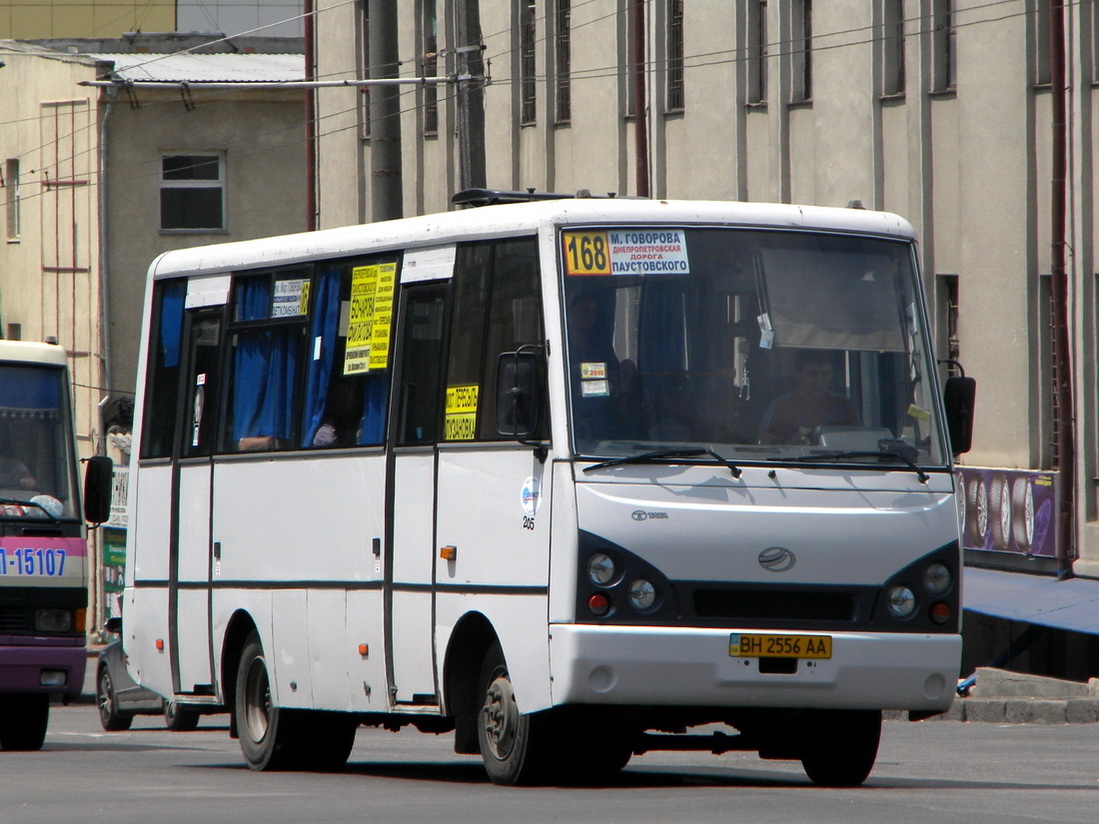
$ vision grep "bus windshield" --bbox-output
[562,226,948,468]
[0,363,78,519]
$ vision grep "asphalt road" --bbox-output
[3,705,1098,824]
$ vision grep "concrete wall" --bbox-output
[104,88,308,402]
[0,1,175,38]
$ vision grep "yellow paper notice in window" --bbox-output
[344,265,377,375]
[444,384,479,440]
[367,262,396,370]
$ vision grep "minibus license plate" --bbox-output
[728,634,832,659]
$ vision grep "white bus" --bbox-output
[121,192,974,786]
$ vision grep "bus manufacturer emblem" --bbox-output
[758,546,796,572]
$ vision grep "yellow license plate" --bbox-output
[729,633,832,659]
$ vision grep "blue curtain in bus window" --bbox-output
[232,279,299,444]
[160,281,185,369]
[301,267,341,447]
[359,376,386,445]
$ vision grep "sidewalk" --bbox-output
[922,667,1099,724]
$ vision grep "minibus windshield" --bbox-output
[561,226,948,469]
[0,364,77,519]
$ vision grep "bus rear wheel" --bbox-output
[234,631,357,771]
[0,693,49,751]
[476,642,554,786]
[235,631,299,771]
[799,709,882,787]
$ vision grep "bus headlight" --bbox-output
[627,579,657,612]
[886,586,917,620]
[34,609,73,632]
[923,562,952,596]
[587,553,618,586]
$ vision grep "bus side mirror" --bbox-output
[943,376,976,455]
[83,455,114,524]
[496,349,543,440]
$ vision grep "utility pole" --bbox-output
[368,0,403,220]
[455,0,486,191]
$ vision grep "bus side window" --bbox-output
[140,280,186,459]
[442,236,545,443]
[300,262,391,449]
[222,272,308,453]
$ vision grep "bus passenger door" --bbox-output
[170,310,221,696]
[385,284,448,705]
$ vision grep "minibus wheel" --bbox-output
[476,642,553,785]
[236,631,300,770]
[97,665,133,731]
[799,709,881,787]
[0,694,49,751]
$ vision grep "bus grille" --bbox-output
[692,588,859,623]
[0,607,29,633]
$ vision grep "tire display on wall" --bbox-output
[989,473,1012,550]
[1010,477,1035,551]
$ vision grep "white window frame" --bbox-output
[159,152,227,233]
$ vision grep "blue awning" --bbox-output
[964,566,1099,634]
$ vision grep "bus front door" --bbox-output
[385,284,448,705]
[169,310,221,696]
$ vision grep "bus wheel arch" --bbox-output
[220,610,259,740]
[443,612,497,755]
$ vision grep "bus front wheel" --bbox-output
[0,694,49,751]
[476,642,553,786]
[235,631,299,770]
[799,709,882,787]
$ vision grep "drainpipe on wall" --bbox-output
[96,83,116,438]
[305,0,317,230]
[1049,1,1075,573]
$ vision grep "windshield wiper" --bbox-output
[0,496,61,524]
[776,449,929,483]
[583,447,742,479]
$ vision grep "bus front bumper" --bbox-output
[0,638,86,699]
[548,624,960,713]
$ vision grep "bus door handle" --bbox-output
[213,541,222,560]
[372,537,381,558]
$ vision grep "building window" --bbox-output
[160,153,225,232]
[790,0,811,103]
[666,0,685,112]
[555,0,571,123]
[882,0,906,96]
[931,0,956,93]
[422,0,439,136]
[4,158,20,241]
[624,0,640,118]
[1033,0,1051,87]
[519,0,537,125]
[748,0,768,105]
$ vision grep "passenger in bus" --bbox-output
[0,441,35,489]
[758,349,858,444]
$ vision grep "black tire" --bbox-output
[800,709,882,787]
[476,642,554,786]
[0,694,50,751]
[163,701,200,732]
[236,631,300,771]
[97,667,133,732]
